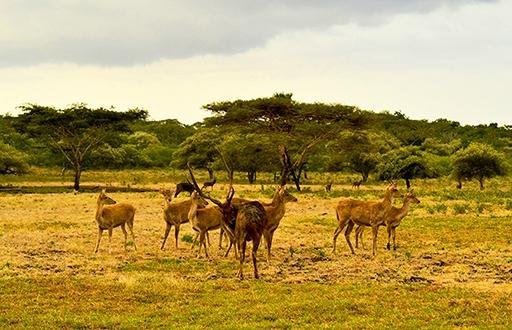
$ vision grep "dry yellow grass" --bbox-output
[1,179,512,327]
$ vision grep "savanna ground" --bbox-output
[1,169,512,329]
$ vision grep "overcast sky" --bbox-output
[1,0,510,125]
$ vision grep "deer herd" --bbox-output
[94,168,419,280]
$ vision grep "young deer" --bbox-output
[325,182,333,192]
[333,183,399,256]
[355,190,420,251]
[94,189,136,253]
[187,191,223,258]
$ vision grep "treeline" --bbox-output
[0,94,510,190]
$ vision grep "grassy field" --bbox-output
[1,169,512,328]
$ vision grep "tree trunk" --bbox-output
[362,171,369,183]
[405,178,411,190]
[206,167,215,180]
[479,177,484,190]
[73,166,81,191]
[247,171,256,184]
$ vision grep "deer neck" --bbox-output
[399,199,412,217]
[382,190,394,209]
[188,199,199,223]
[267,196,286,222]
[95,200,105,222]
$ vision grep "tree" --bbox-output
[15,104,147,190]
[221,133,280,183]
[377,146,436,189]
[0,142,29,174]
[327,130,400,182]
[452,142,506,190]
[202,93,368,190]
[171,128,220,179]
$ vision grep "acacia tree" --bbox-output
[202,93,367,190]
[171,128,221,179]
[452,142,506,189]
[15,104,147,190]
[327,130,400,182]
[377,146,436,189]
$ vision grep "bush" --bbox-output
[0,142,29,174]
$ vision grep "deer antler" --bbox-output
[187,162,224,208]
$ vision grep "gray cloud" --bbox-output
[0,0,495,66]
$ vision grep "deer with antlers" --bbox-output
[354,190,420,251]
[187,161,267,280]
[333,182,399,256]
[94,189,136,253]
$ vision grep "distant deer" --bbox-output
[352,180,362,189]
[355,190,420,251]
[188,162,267,279]
[174,180,195,198]
[160,188,209,250]
[325,182,333,192]
[187,191,224,258]
[94,189,136,253]
[202,178,216,191]
[333,183,399,256]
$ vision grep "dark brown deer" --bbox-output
[188,162,267,279]
[333,182,399,256]
[174,180,195,197]
[325,181,333,192]
[352,180,362,189]
[202,178,216,190]
[94,189,136,253]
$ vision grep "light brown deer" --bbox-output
[332,183,399,256]
[188,162,267,279]
[160,188,209,250]
[94,189,136,253]
[354,190,420,251]
[187,191,223,258]
[261,187,297,262]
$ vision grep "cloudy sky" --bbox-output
[1,0,510,125]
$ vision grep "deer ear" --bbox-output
[101,188,106,194]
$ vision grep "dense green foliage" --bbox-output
[452,142,507,189]
[1,94,511,188]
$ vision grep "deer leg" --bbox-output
[332,225,344,254]
[174,224,180,249]
[108,227,113,254]
[206,231,211,247]
[201,231,209,259]
[239,240,247,280]
[121,224,128,251]
[344,222,356,255]
[128,221,137,251]
[355,225,364,249]
[371,225,379,256]
[252,236,261,279]
[94,228,103,253]
[224,240,232,257]
[386,225,392,250]
[394,227,398,250]
[191,230,199,249]
[219,228,224,249]
[161,223,171,250]
[263,230,272,263]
